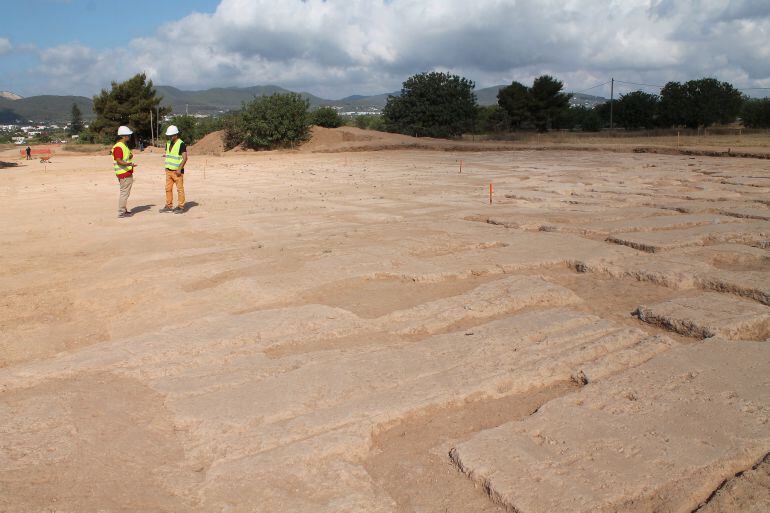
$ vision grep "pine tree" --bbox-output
[69,103,84,136]
[90,73,169,143]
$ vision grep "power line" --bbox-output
[615,80,664,89]
[569,80,611,95]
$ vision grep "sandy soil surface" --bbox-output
[0,131,768,512]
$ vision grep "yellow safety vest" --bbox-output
[112,141,133,176]
[165,139,185,170]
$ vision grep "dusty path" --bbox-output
[0,144,768,512]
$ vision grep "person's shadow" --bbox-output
[130,204,154,214]
[184,201,200,211]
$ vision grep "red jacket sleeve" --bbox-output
[112,147,123,160]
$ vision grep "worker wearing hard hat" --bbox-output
[113,125,138,218]
[159,125,188,214]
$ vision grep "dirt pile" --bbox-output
[188,126,429,154]
[189,130,226,155]
[301,126,427,152]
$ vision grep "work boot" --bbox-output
[173,207,185,214]
[159,206,174,213]
[118,211,133,218]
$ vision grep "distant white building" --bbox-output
[12,136,26,145]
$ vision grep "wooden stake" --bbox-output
[459,159,463,173]
[489,183,493,204]
[677,131,680,147]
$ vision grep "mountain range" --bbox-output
[0,85,606,123]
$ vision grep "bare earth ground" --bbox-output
[0,131,768,512]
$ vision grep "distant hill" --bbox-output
[474,85,503,106]
[154,85,395,114]
[155,85,329,114]
[474,85,607,108]
[569,92,607,108]
[0,95,93,123]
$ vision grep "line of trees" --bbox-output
[83,72,770,150]
[385,72,770,135]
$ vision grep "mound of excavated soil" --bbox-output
[189,130,225,155]
[188,126,433,155]
[300,126,428,152]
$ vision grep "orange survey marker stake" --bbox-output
[489,183,493,204]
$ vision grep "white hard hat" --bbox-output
[165,125,179,136]
[117,125,133,136]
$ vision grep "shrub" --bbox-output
[222,112,245,150]
[238,93,311,150]
[581,109,603,132]
[167,115,223,145]
[311,106,343,128]
[353,114,385,131]
[475,105,511,133]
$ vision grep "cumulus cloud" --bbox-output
[26,0,770,97]
[0,37,12,55]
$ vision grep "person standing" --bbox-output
[112,126,138,218]
[159,125,188,214]
[25,146,31,160]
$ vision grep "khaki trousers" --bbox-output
[165,170,185,208]
[118,175,134,214]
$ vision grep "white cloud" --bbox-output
[24,0,770,97]
[0,37,12,55]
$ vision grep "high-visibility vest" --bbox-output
[165,139,185,170]
[112,141,133,176]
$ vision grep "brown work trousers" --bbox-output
[165,170,185,209]
[118,175,134,214]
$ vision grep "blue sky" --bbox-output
[0,0,218,96]
[1,0,769,99]
[1,0,218,49]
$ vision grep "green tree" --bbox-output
[91,73,169,143]
[529,75,571,132]
[311,106,343,128]
[497,81,531,128]
[552,105,605,131]
[168,115,198,144]
[166,115,223,144]
[741,98,770,128]
[383,72,477,138]
[658,81,689,127]
[228,93,311,150]
[687,78,743,127]
[69,103,84,136]
[615,91,659,129]
[475,105,511,132]
[660,78,742,128]
[581,108,603,132]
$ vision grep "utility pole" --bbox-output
[150,109,154,147]
[609,77,614,131]
[186,104,189,116]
